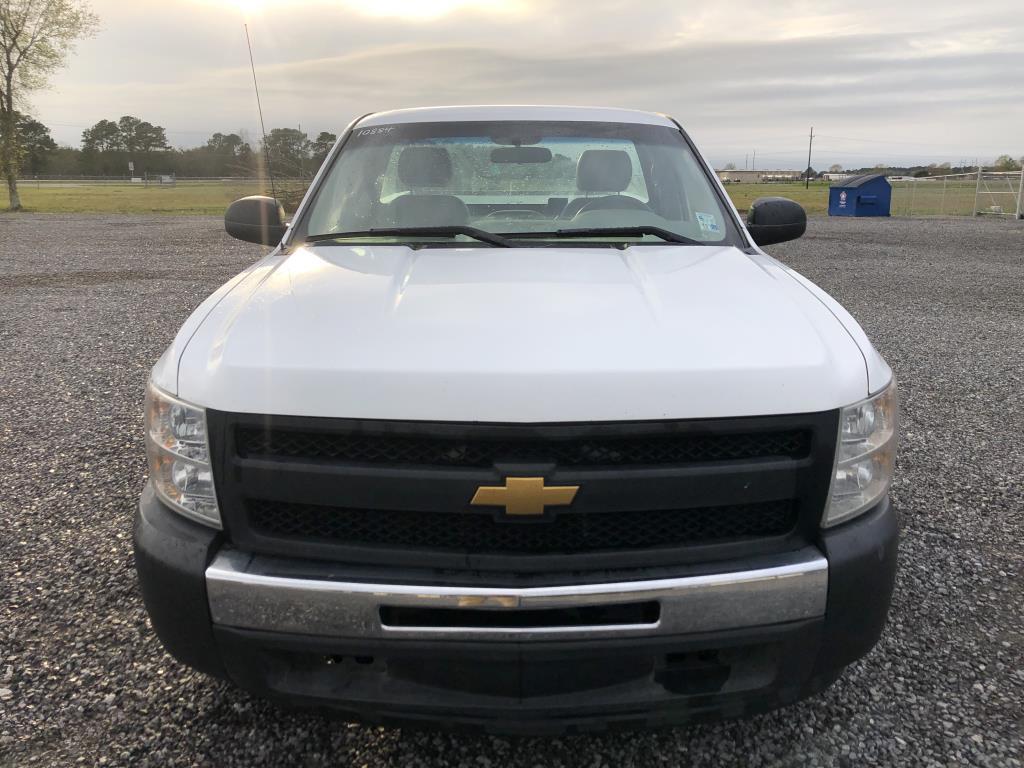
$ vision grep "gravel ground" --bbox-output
[1,214,1021,767]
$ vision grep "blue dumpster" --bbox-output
[828,173,891,217]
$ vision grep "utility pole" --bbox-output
[805,127,814,189]
[973,163,983,217]
[752,149,756,170]
[745,154,748,170]
[1015,165,1023,220]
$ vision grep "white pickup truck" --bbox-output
[135,105,898,733]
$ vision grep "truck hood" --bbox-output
[175,244,869,421]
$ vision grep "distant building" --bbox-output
[821,173,852,182]
[716,169,803,183]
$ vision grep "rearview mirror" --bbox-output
[490,146,552,164]
[746,197,806,246]
[225,196,287,246]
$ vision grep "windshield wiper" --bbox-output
[304,225,703,248]
[506,226,704,246]
[304,226,513,248]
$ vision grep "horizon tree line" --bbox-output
[11,114,339,178]
[7,110,1024,181]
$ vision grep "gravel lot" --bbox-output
[1,214,1021,767]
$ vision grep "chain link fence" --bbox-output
[890,171,1024,218]
[17,171,1024,220]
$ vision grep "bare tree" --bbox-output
[0,0,97,210]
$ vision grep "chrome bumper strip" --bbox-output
[206,549,828,641]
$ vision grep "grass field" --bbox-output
[0,178,1009,217]
[3,179,835,216]
[0,180,273,215]
[722,182,832,215]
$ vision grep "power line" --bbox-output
[815,133,1009,150]
[44,121,221,136]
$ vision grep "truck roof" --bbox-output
[357,105,676,128]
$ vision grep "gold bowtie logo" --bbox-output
[471,477,579,517]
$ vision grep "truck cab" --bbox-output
[135,105,898,733]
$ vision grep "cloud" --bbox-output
[30,0,1024,167]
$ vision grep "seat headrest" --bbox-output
[577,149,633,193]
[398,146,453,187]
[392,194,469,227]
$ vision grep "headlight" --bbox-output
[144,383,221,528]
[823,379,898,527]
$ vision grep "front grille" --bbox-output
[236,427,811,468]
[208,409,838,574]
[247,499,798,554]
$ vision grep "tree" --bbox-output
[310,131,336,169]
[81,118,121,152]
[12,111,54,173]
[992,154,1021,172]
[0,0,98,210]
[44,144,79,175]
[137,122,167,152]
[722,162,736,171]
[117,115,167,153]
[184,131,252,177]
[828,163,843,173]
[117,115,141,151]
[206,132,244,155]
[263,127,309,177]
[79,115,170,175]
[234,140,256,176]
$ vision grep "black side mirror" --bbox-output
[225,196,287,246]
[746,197,806,246]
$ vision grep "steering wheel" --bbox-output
[484,209,549,219]
[573,196,651,217]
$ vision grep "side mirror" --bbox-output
[746,197,806,246]
[225,196,287,246]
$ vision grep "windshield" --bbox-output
[298,120,739,246]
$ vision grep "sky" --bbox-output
[29,0,1024,170]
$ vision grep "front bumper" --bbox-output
[206,548,828,641]
[134,483,898,732]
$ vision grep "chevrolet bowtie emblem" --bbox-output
[471,477,579,517]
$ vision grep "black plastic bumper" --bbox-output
[133,484,898,732]
[134,484,227,679]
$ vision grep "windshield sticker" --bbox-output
[695,211,721,235]
[354,125,396,138]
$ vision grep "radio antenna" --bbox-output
[244,24,277,202]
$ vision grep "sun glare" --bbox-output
[356,0,523,20]
[230,0,272,11]
[201,0,522,19]
[200,0,276,13]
